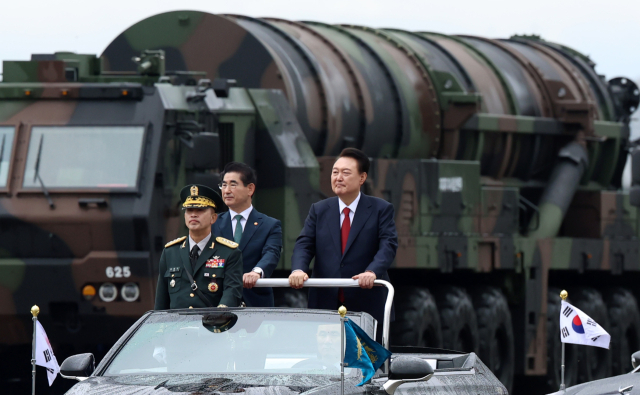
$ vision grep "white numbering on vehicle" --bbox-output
[106,266,131,278]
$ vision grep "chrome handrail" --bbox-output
[253,278,394,349]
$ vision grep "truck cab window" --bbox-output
[0,126,15,188]
[23,126,145,189]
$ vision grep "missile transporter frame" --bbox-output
[1,10,640,394]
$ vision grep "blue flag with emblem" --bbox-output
[343,318,392,386]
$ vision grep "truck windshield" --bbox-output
[23,126,144,189]
[0,127,14,188]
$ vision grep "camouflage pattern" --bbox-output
[1,9,639,393]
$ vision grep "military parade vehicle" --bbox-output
[57,279,508,395]
[1,10,639,394]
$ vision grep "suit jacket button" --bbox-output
[190,293,194,297]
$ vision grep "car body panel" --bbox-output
[62,308,506,395]
[549,370,640,395]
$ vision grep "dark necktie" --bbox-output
[234,214,244,244]
[339,207,351,304]
[190,244,200,271]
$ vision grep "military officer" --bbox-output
[154,184,243,309]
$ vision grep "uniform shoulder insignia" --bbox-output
[165,236,187,248]
[216,237,238,249]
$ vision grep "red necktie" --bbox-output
[339,207,351,304]
[341,207,351,254]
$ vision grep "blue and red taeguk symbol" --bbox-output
[572,315,585,334]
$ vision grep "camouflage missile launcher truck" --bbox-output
[1,10,639,394]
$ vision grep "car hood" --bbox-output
[64,374,364,395]
[547,372,639,395]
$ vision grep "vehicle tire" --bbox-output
[435,286,479,353]
[604,287,640,375]
[274,288,308,308]
[572,287,612,382]
[390,287,443,348]
[470,287,515,394]
[547,287,578,391]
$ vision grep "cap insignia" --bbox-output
[191,185,198,196]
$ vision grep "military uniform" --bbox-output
[154,235,243,309]
[154,184,243,310]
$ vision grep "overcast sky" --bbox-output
[2,0,638,81]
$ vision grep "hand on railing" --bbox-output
[352,272,376,289]
[288,271,309,289]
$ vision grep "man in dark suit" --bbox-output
[212,162,282,307]
[289,148,398,339]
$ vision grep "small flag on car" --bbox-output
[35,320,60,385]
[559,300,610,349]
[343,318,391,386]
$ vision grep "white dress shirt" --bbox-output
[338,192,361,228]
[229,205,254,236]
[188,233,212,255]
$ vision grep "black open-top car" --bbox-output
[59,279,508,394]
[547,351,640,395]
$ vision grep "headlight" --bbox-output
[99,283,118,302]
[121,282,140,302]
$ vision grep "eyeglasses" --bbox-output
[218,182,239,190]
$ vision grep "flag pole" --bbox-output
[339,305,347,395]
[560,290,568,392]
[31,305,40,395]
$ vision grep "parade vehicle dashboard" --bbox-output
[59,308,507,395]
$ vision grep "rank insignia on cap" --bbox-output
[180,184,223,211]
[208,281,219,293]
[170,279,176,288]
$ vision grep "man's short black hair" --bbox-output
[221,162,257,187]
[337,148,370,174]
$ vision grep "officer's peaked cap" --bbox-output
[180,184,225,212]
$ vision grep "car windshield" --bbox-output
[0,126,14,188]
[23,126,144,188]
[104,311,360,376]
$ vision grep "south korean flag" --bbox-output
[560,300,610,349]
[35,321,60,385]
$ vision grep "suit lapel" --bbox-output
[327,197,342,256]
[342,194,373,259]
[218,212,234,240]
[194,237,217,274]
[239,209,262,250]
